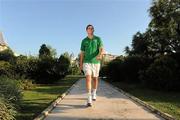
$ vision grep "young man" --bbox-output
[80,24,104,107]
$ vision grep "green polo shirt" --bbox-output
[80,35,103,64]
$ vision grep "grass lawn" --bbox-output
[16,75,83,120]
[107,80,180,120]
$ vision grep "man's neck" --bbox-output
[87,34,94,40]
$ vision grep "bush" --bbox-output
[140,55,179,91]
[35,57,57,84]
[0,61,14,77]
[104,55,152,83]
[55,54,71,77]
[26,57,39,79]
[13,55,39,79]
[99,65,108,77]
[122,56,151,83]
[13,53,71,84]
[18,79,35,90]
[69,64,81,75]
[0,97,16,120]
[105,58,123,82]
[13,55,29,77]
[0,77,22,120]
[35,54,71,84]
[0,49,15,64]
[0,77,22,106]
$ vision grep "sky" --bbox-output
[0,0,151,57]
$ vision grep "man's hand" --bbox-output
[96,47,104,60]
[96,54,103,60]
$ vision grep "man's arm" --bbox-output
[96,37,104,60]
[80,51,84,71]
[80,40,85,71]
[99,47,104,56]
[96,47,104,60]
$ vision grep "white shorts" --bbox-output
[83,63,101,77]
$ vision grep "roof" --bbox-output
[0,32,7,46]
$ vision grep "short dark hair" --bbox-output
[86,24,94,30]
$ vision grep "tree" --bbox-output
[47,45,57,58]
[39,44,52,59]
[149,0,180,53]
[126,0,180,57]
[55,53,71,78]
[132,32,149,56]
[124,46,130,56]
[0,48,15,63]
[124,31,150,57]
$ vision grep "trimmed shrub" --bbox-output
[105,58,123,82]
[35,57,57,84]
[99,65,109,78]
[122,56,151,83]
[104,55,152,83]
[140,55,179,91]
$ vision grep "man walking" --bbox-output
[80,24,104,107]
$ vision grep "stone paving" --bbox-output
[44,79,164,120]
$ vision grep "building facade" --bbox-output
[0,32,8,51]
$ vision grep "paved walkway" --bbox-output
[44,79,164,120]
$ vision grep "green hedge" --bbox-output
[101,55,180,91]
[101,56,152,83]
[140,55,180,91]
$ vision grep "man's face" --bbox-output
[86,26,94,35]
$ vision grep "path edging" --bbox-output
[33,79,81,120]
[101,78,176,120]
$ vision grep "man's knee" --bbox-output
[86,75,92,80]
[92,77,98,81]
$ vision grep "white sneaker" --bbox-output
[86,102,92,107]
[86,95,92,107]
[92,93,96,101]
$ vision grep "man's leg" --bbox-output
[92,77,98,101]
[86,75,92,93]
[86,75,92,106]
[92,77,98,89]
[92,63,100,101]
[83,63,93,106]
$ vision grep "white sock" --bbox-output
[92,89,97,95]
[87,89,91,93]
[87,90,92,103]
